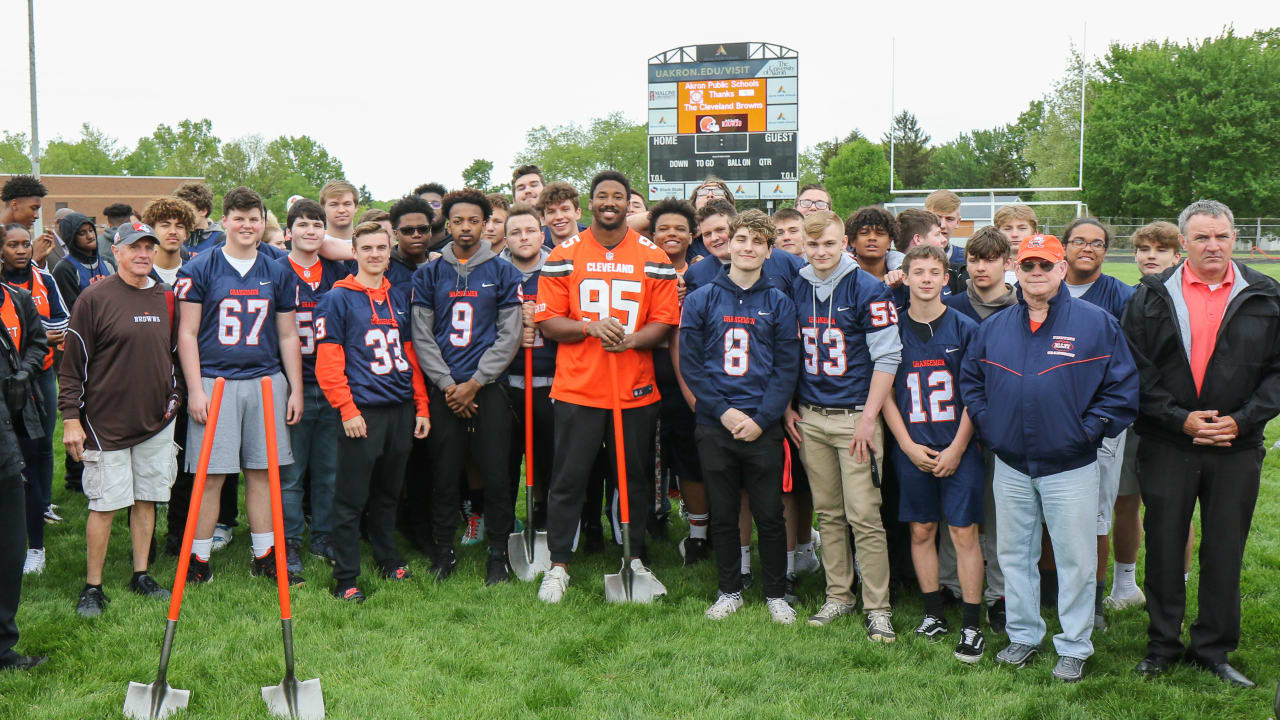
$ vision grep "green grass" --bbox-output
[4,264,1280,719]
[1101,259,1280,286]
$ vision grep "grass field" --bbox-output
[3,263,1280,719]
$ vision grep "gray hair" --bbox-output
[1177,199,1234,235]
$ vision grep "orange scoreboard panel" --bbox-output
[677,79,767,134]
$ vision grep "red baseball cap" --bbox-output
[1016,234,1064,264]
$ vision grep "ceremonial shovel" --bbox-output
[509,349,551,581]
[602,352,662,603]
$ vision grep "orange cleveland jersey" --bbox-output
[536,227,679,409]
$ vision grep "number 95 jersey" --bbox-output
[535,228,679,410]
[175,250,298,380]
[894,308,977,448]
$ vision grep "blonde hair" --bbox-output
[320,180,358,205]
[993,204,1038,230]
[352,220,389,243]
[1131,220,1180,252]
[924,189,961,215]
[802,210,842,240]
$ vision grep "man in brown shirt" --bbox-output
[59,222,183,618]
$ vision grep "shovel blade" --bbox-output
[604,564,661,604]
[262,677,325,720]
[507,531,551,582]
[124,681,189,719]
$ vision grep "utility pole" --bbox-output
[28,0,42,236]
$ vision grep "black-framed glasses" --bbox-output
[797,199,831,209]
[398,225,431,236]
[1067,238,1107,249]
[1019,260,1057,273]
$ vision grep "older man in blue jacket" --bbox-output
[959,234,1138,683]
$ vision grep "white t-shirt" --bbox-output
[153,263,181,285]
[1066,281,1095,299]
[221,247,256,277]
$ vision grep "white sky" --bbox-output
[0,1,1272,200]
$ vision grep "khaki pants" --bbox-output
[797,407,890,612]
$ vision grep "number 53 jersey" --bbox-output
[175,249,299,380]
[535,228,679,410]
[893,307,978,449]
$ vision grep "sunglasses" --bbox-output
[397,225,432,236]
[1019,260,1057,273]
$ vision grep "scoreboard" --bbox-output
[647,43,799,201]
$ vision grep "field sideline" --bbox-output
[2,263,1279,719]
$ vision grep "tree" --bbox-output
[515,112,647,195]
[924,137,984,189]
[262,135,344,189]
[124,119,221,177]
[825,138,894,215]
[1084,29,1280,217]
[798,129,867,185]
[461,158,495,192]
[41,124,124,175]
[0,132,30,173]
[881,111,932,188]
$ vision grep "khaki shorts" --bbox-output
[83,421,178,512]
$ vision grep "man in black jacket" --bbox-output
[0,281,49,671]
[1122,199,1280,689]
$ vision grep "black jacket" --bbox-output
[1121,260,1280,450]
[0,283,49,445]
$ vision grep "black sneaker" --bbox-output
[678,536,710,566]
[76,586,109,618]
[310,535,336,563]
[954,626,985,664]
[915,614,950,639]
[987,598,1007,635]
[129,573,171,600]
[380,564,411,581]
[429,546,457,582]
[333,585,366,603]
[0,654,48,671]
[485,556,511,586]
[251,548,305,586]
[186,555,213,584]
[285,539,304,574]
[783,572,798,605]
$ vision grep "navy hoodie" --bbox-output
[959,282,1139,477]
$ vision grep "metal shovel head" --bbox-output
[604,562,661,604]
[507,530,551,582]
[124,680,189,719]
[262,676,325,720]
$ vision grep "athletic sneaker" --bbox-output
[807,600,855,627]
[793,545,821,575]
[995,642,1039,667]
[429,546,457,583]
[22,548,44,575]
[866,612,896,643]
[915,614,949,639]
[1104,587,1146,610]
[1052,656,1086,683]
[251,548,305,586]
[285,538,304,574]
[76,586,109,618]
[954,626,985,664]
[43,505,61,524]
[333,586,366,603]
[538,566,570,603]
[129,573,170,599]
[705,592,744,620]
[783,573,798,605]
[987,598,1007,635]
[678,536,710,566]
[310,535,336,563]
[381,565,411,581]
[461,513,486,546]
[186,555,213,584]
[485,556,510,586]
[211,523,234,551]
[766,597,797,625]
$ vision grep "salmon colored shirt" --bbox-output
[1182,261,1235,395]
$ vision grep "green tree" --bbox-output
[41,124,124,175]
[461,158,495,192]
[0,132,30,173]
[262,135,344,189]
[881,111,932,188]
[515,112,647,195]
[798,129,867,185]
[1022,48,1098,225]
[1084,29,1280,217]
[924,137,984,189]
[825,138,893,215]
[124,119,221,177]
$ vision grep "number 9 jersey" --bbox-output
[175,249,299,379]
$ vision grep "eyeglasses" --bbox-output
[427,200,443,209]
[1067,238,1107,249]
[1019,260,1057,273]
[695,187,727,198]
[797,199,831,210]
[397,225,432,236]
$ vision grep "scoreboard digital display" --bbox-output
[647,43,799,201]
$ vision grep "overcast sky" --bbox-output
[0,1,1271,200]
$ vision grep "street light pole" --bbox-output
[28,0,40,180]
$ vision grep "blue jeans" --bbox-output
[280,383,339,541]
[993,457,1099,660]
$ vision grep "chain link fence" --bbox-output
[1038,217,1280,255]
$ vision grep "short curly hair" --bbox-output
[648,198,696,237]
[172,182,212,215]
[728,209,776,247]
[141,196,197,231]
[845,206,899,251]
[536,182,579,214]
[2,175,48,202]
[441,189,492,221]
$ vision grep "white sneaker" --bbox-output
[460,513,486,546]
[1103,587,1146,610]
[705,592,744,620]
[630,558,667,598]
[766,597,797,624]
[794,545,820,575]
[43,505,62,524]
[23,548,45,575]
[211,523,234,551]
[807,600,856,627]
[538,566,570,604]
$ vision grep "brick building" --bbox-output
[0,173,205,231]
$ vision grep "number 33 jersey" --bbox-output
[175,249,298,379]
[535,228,679,409]
[893,307,977,449]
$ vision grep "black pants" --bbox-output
[0,472,25,663]
[697,423,787,598]
[1139,437,1263,664]
[398,435,433,552]
[548,401,658,565]
[332,402,414,585]
[427,383,512,556]
[506,383,554,516]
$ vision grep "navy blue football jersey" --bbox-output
[315,279,417,408]
[280,255,349,384]
[506,269,557,380]
[893,307,978,448]
[411,254,522,383]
